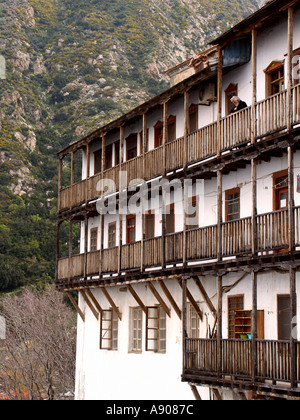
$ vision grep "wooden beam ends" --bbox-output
[127,284,147,314]
[101,288,122,321]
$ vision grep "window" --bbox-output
[126,215,136,244]
[145,212,155,240]
[228,295,244,339]
[154,116,177,147]
[225,187,240,222]
[186,196,199,230]
[105,144,113,170]
[115,141,120,166]
[273,170,288,211]
[94,149,102,175]
[265,61,284,97]
[277,295,291,341]
[293,49,300,85]
[166,204,175,235]
[167,115,176,143]
[126,133,138,161]
[90,228,98,252]
[131,307,143,352]
[189,104,198,134]
[108,222,116,248]
[100,309,118,350]
[188,303,200,338]
[225,83,238,115]
[146,306,167,353]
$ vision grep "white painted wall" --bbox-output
[75,271,300,400]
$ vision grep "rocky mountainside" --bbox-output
[0,0,263,291]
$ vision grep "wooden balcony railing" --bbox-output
[58,86,300,212]
[184,338,300,389]
[57,207,300,283]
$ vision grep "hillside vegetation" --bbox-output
[0,0,263,291]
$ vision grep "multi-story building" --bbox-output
[56,0,300,400]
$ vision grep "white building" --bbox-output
[57,0,300,400]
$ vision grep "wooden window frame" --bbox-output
[293,48,300,86]
[108,222,117,249]
[186,196,199,230]
[130,307,143,353]
[277,294,291,341]
[225,187,240,222]
[145,211,155,240]
[146,306,167,353]
[94,149,102,175]
[126,133,138,161]
[264,61,285,97]
[126,214,136,244]
[228,295,244,339]
[90,227,98,252]
[154,116,177,147]
[165,203,175,235]
[100,309,118,351]
[189,104,198,134]
[225,83,238,115]
[188,302,200,339]
[273,169,288,211]
[105,144,113,171]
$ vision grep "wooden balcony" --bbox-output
[56,206,300,288]
[183,338,300,396]
[58,86,300,213]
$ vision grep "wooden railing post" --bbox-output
[217,47,223,157]
[217,170,223,261]
[217,276,223,379]
[290,267,297,389]
[287,7,294,133]
[251,29,257,144]
[252,271,258,383]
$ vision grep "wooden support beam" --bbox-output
[290,266,297,388]
[287,6,294,132]
[101,288,122,321]
[127,284,147,314]
[189,384,202,401]
[66,291,85,322]
[177,278,203,321]
[217,47,223,157]
[217,276,223,378]
[70,151,75,186]
[148,282,171,317]
[251,29,257,144]
[252,271,257,383]
[158,280,182,320]
[192,276,216,318]
[217,170,223,261]
[86,289,103,314]
[212,388,222,401]
[81,290,99,321]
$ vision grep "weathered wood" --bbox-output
[101,288,122,321]
[192,276,216,318]
[148,282,171,317]
[81,290,99,321]
[177,278,203,321]
[127,284,147,314]
[217,276,223,378]
[217,47,223,157]
[217,170,222,261]
[252,271,258,382]
[189,384,202,401]
[287,7,294,132]
[66,291,85,322]
[158,280,182,320]
[290,267,297,388]
[86,289,103,314]
[251,29,257,144]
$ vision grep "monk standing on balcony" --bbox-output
[230,96,248,113]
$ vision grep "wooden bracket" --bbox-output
[81,290,99,321]
[66,291,85,322]
[192,276,217,318]
[127,284,147,314]
[177,278,203,321]
[158,280,182,320]
[148,282,171,317]
[86,289,103,314]
[101,288,122,321]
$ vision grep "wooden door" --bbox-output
[278,295,291,341]
[126,215,136,244]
